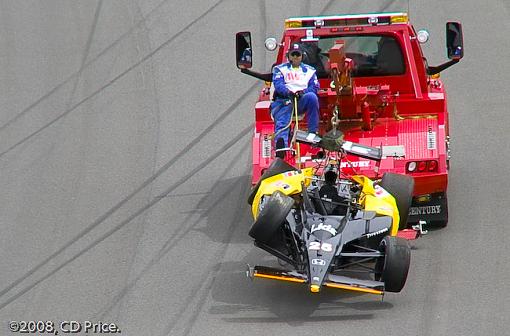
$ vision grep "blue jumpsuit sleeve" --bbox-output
[273,67,291,98]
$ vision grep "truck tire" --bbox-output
[375,236,411,293]
[248,191,294,244]
[380,173,414,230]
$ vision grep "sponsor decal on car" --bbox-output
[271,181,290,189]
[374,184,390,197]
[311,259,326,266]
[311,222,337,235]
[365,228,389,238]
[409,205,441,215]
[309,241,333,252]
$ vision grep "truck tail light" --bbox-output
[428,160,438,171]
[417,161,427,172]
[406,160,439,173]
[407,161,417,172]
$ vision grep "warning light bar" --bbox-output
[285,12,408,29]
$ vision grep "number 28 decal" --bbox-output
[309,241,333,252]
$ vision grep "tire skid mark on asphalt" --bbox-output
[95,137,250,320]
[0,0,159,133]
[43,0,104,255]
[66,0,103,109]
[258,1,267,68]
[98,157,250,322]
[302,0,311,17]
[380,0,403,12]
[108,0,164,324]
[0,0,225,159]
[0,125,252,310]
[0,81,256,305]
[320,0,341,14]
[165,264,220,336]
[220,313,374,324]
[155,191,211,199]
[321,0,402,15]
[415,235,445,336]
[0,0,223,134]
[159,165,252,336]
[19,1,106,316]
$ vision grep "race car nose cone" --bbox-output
[310,284,321,293]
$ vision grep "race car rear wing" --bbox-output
[295,130,382,161]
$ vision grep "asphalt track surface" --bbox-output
[0,1,509,335]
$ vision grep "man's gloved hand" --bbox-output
[290,90,304,99]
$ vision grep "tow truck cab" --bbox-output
[236,12,463,227]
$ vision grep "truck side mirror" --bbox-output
[236,32,253,69]
[446,22,463,60]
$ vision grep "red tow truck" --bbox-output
[236,12,463,229]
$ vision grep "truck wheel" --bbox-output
[248,191,294,244]
[375,236,411,293]
[380,173,414,230]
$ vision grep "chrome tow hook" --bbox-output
[412,220,428,235]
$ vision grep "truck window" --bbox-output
[298,35,405,78]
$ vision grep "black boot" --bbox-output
[275,138,285,159]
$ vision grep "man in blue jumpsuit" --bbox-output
[271,43,320,158]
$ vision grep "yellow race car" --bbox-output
[247,130,415,295]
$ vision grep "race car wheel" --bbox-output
[375,236,411,293]
[380,173,414,230]
[247,158,296,205]
[249,191,294,244]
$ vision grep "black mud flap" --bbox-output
[408,192,448,227]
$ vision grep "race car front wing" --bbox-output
[247,265,384,295]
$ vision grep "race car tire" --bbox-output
[380,173,414,230]
[247,158,296,205]
[249,191,294,244]
[375,236,411,293]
